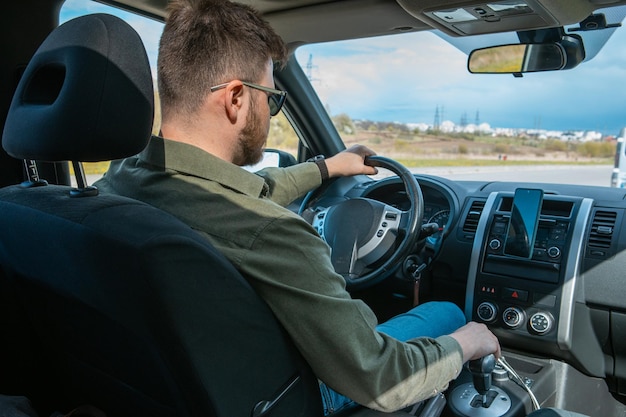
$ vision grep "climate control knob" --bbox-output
[529,312,554,334]
[502,306,525,328]
[477,301,497,322]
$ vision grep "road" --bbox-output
[409,164,613,187]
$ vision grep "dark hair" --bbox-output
[157,0,287,119]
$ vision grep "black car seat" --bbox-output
[0,13,323,417]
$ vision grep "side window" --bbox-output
[267,113,300,157]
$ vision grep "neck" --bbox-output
[160,116,237,164]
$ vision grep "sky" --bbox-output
[294,24,626,136]
[61,0,626,136]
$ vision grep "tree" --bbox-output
[332,113,355,135]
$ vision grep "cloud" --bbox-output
[296,24,626,135]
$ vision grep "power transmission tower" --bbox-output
[306,54,318,83]
[434,105,440,130]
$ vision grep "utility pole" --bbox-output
[306,54,318,83]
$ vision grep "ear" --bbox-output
[223,81,246,123]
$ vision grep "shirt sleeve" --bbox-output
[255,162,321,207]
[237,212,464,412]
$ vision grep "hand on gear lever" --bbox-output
[468,354,496,406]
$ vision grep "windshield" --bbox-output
[61,0,626,188]
[294,9,626,187]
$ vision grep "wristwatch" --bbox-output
[307,154,329,181]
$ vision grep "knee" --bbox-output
[423,301,467,329]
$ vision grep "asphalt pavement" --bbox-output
[412,164,613,187]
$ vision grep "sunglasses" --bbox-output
[210,81,288,117]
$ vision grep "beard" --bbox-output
[234,97,268,166]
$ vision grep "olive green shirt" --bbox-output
[94,136,463,412]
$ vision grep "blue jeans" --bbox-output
[319,301,466,415]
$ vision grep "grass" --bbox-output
[79,122,613,175]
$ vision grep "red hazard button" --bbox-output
[503,287,528,302]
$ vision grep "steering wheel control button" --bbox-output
[385,212,397,220]
[529,312,553,334]
[502,306,525,328]
[312,207,330,240]
[477,302,497,323]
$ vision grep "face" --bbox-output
[234,60,274,166]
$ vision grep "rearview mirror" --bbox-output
[468,35,585,74]
[468,43,565,73]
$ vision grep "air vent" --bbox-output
[588,210,617,249]
[463,200,486,233]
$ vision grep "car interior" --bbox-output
[2,1,626,417]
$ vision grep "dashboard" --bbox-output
[334,173,626,395]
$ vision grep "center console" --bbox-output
[447,188,618,417]
[465,190,593,356]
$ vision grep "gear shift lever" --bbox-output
[468,354,496,406]
[449,354,510,416]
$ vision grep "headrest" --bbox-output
[2,14,154,162]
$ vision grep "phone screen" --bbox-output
[504,188,544,259]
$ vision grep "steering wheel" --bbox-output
[300,155,424,290]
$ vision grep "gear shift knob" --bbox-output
[468,354,496,395]
[449,354,511,414]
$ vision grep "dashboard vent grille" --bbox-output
[588,210,617,249]
[463,200,486,233]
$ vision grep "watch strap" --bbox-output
[308,155,329,181]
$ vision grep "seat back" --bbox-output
[0,14,321,417]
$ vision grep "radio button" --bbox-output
[489,239,501,250]
[547,246,561,258]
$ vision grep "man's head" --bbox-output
[157,0,288,121]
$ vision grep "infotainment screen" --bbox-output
[504,188,544,258]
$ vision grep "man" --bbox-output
[94,0,500,414]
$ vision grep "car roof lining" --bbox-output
[95,0,626,45]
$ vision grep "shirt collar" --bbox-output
[139,135,269,198]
